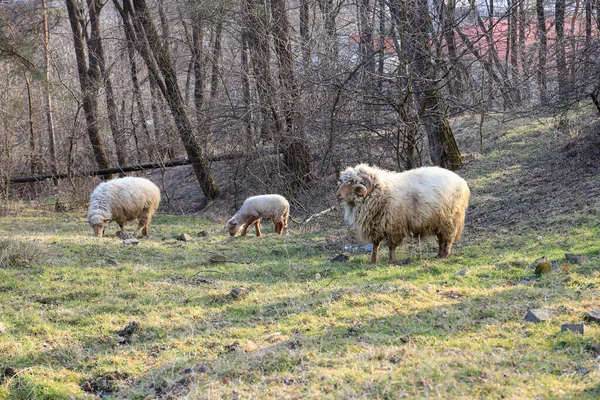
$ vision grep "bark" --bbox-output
[555,0,567,101]
[400,0,462,169]
[242,0,281,141]
[441,0,461,98]
[536,0,548,104]
[518,0,531,103]
[300,0,311,69]
[508,0,520,105]
[191,8,208,147]
[209,16,223,103]
[129,0,219,199]
[42,0,58,183]
[87,0,127,168]
[240,31,253,139]
[270,0,312,184]
[65,0,111,174]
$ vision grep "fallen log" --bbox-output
[7,149,279,184]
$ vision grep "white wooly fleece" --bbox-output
[227,194,290,233]
[339,164,470,248]
[86,177,161,228]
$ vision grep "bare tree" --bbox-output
[123,0,219,199]
[65,0,112,174]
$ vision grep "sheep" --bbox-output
[336,164,470,263]
[86,177,161,238]
[227,194,290,237]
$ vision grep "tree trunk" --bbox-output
[271,0,313,184]
[209,16,223,104]
[191,8,208,147]
[518,0,531,104]
[240,31,253,140]
[555,0,567,101]
[42,0,58,184]
[243,0,281,141]
[87,0,128,168]
[403,0,462,169]
[508,0,520,106]
[300,0,311,69]
[536,0,548,105]
[128,0,219,199]
[65,0,111,175]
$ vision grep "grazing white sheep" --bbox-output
[227,194,290,237]
[336,164,470,263]
[86,177,161,238]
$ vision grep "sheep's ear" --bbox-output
[358,173,373,192]
[103,218,111,223]
[354,184,368,198]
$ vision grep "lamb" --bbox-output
[336,164,470,263]
[226,194,290,237]
[86,177,161,238]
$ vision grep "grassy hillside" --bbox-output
[1,113,600,399]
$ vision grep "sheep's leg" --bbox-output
[370,241,381,264]
[388,245,396,262]
[240,222,250,236]
[254,219,262,237]
[437,234,453,258]
[141,212,153,237]
[274,218,284,235]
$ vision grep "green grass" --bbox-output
[1,114,600,399]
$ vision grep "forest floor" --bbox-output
[1,108,600,399]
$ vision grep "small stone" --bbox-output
[534,261,553,274]
[230,287,249,299]
[122,238,139,246]
[524,309,552,322]
[584,310,600,324]
[195,364,210,373]
[331,254,349,262]
[456,268,467,276]
[177,233,192,242]
[315,273,321,280]
[561,323,584,335]
[0,322,6,334]
[565,253,589,264]
[106,259,118,266]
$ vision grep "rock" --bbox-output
[230,287,249,299]
[523,309,552,322]
[106,259,118,266]
[122,238,139,246]
[565,253,589,264]
[194,364,210,373]
[330,254,349,262]
[456,268,467,277]
[561,323,584,335]
[197,231,208,237]
[584,310,600,324]
[534,261,552,274]
[177,233,192,242]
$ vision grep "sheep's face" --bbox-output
[88,215,110,237]
[226,218,241,236]
[336,180,368,204]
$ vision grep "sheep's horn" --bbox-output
[354,184,368,198]
[358,173,373,192]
